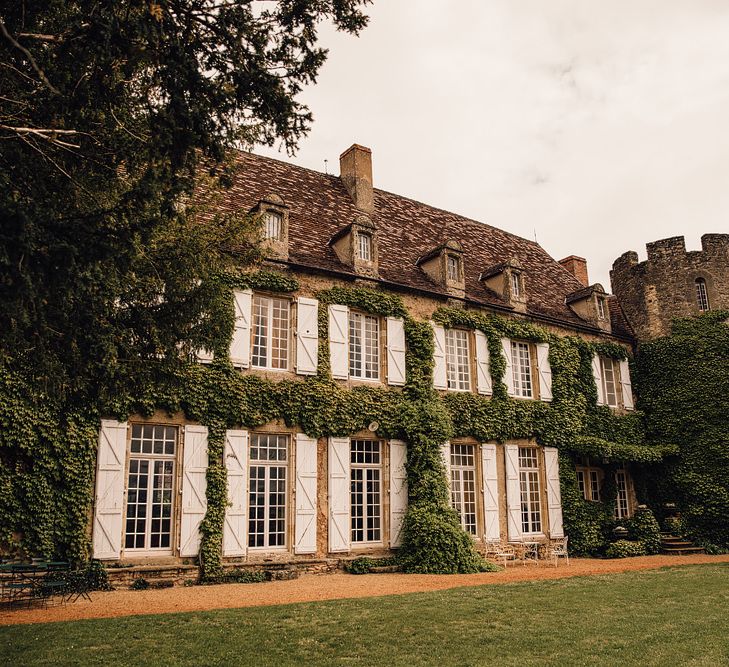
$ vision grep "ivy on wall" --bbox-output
[0,274,674,572]
[637,310,729,549]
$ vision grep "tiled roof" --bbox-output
[215,150,632,339]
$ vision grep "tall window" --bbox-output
[600,356,618,407]
[695,278,710,312]
[597,296,607,320]
[248,434,288,548]
[252,295,290,370]
[450,444,477,535]
[264,211,283,241]
[511,341,533,398]
[125,424,177,552]
[349,312,379,380]
[357,232,372,261]
[511,272,521,298]
[445,329,471,391]
[576,458,601,501]
[519,447,542,534]
[615,470,630,519]
[350,440,382,543]
[446,254,461,282]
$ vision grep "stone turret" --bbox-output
[610,234,729,340]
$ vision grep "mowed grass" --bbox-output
[1,565,728,667]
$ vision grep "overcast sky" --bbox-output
[257,1,729,290]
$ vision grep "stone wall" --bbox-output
[611,234,729,340]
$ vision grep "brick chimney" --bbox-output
[559,255,589,287]
[339,144,374,214]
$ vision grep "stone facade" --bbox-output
[611,234,729,340]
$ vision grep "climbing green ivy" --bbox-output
[0,275,673,571]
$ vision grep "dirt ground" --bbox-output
[2,554,728,627]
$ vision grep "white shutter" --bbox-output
[328,304,349,380]
[440,441,451,491]
[389,440,408,548]
[474,330,492,395]
[180,425,209,557]
[536,342,553,402]
[92,420,127,560]
[501,338,516,396]
[505,444,522,541]
[223,429,248,557]
[328,436,350,552]
[481,444,500,542]
[544,447,565,538]
[296,297,319,376]
[295,433,318,554]
[230,289,252,368]
[619,359,634,411]
[592,354,605,405]
[431,322,447,390]
[386,317,406,386]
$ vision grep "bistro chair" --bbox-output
[492,543,517,567]
[548,537,569,567]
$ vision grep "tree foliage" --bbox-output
[0,0,370,398]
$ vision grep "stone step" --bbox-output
[661,545,705,555]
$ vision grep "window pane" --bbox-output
[518,448,541,534]
[358,233,372,261]
[252,296,289,370]
[450,444,477,535]
[248,434,289,548]
[350,440,382,543]
[696,279,710,311]
[252,296,269,368]
[601,357,617,407]
[446,329,470,391]
[447,255,460,281]
[264,211,282,241]
[349,313,379,380]
[511,341,533,398]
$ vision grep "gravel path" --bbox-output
[2,554,727,627]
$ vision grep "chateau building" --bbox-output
[92,144,646,568]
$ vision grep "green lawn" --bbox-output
[2,565,728,667]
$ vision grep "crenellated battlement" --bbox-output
[611,233,729,340]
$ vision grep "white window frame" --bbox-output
[350,439,383,545]
[124,424,178,555]
[446,254,461,282]
[247,433,289,551]
[615,469,631,520]
[695,278,710,312]
[597,296,607,320]
[445,329,471,392]
[576,458,602,502]
[349,311,380,381]
[251,294,290,371]
[518,447,542,535]
[357,232,372,261]
[511,272,521,298]
[600,356,618,407]
[450,443,477,536]
[511,341,533,398]
[264,210,283,241]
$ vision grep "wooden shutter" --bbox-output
[180,425,209,557]
[619,359,634,411]
[295,433,318,554]
[328,304,349,380]
[481,443,500,542]
[223,429,248,557]
[536,342,553,402]
[431,322,447,390]
[230,289,252,368]
[440,441,451,491]
[501,338,516,396]
[328,437,350,552]
[474,330,493,395]
[386,317,406,386]
[296,297,319,376]
[389,440,408,548]
[92,420,127,560]
[592,354,605,405]
[544,447,565,538]
[505,444,522,541]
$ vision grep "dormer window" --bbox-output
[695,278,710,312]
[447,254,461,282]
[264,210,283,241]
[358,232,373,262]
[597,296,607,320]
[511,272,521,298]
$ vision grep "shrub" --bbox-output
[627,506,662,555]
[130,578,149,590]
[346,557,377,575]
[605,540,646,559]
